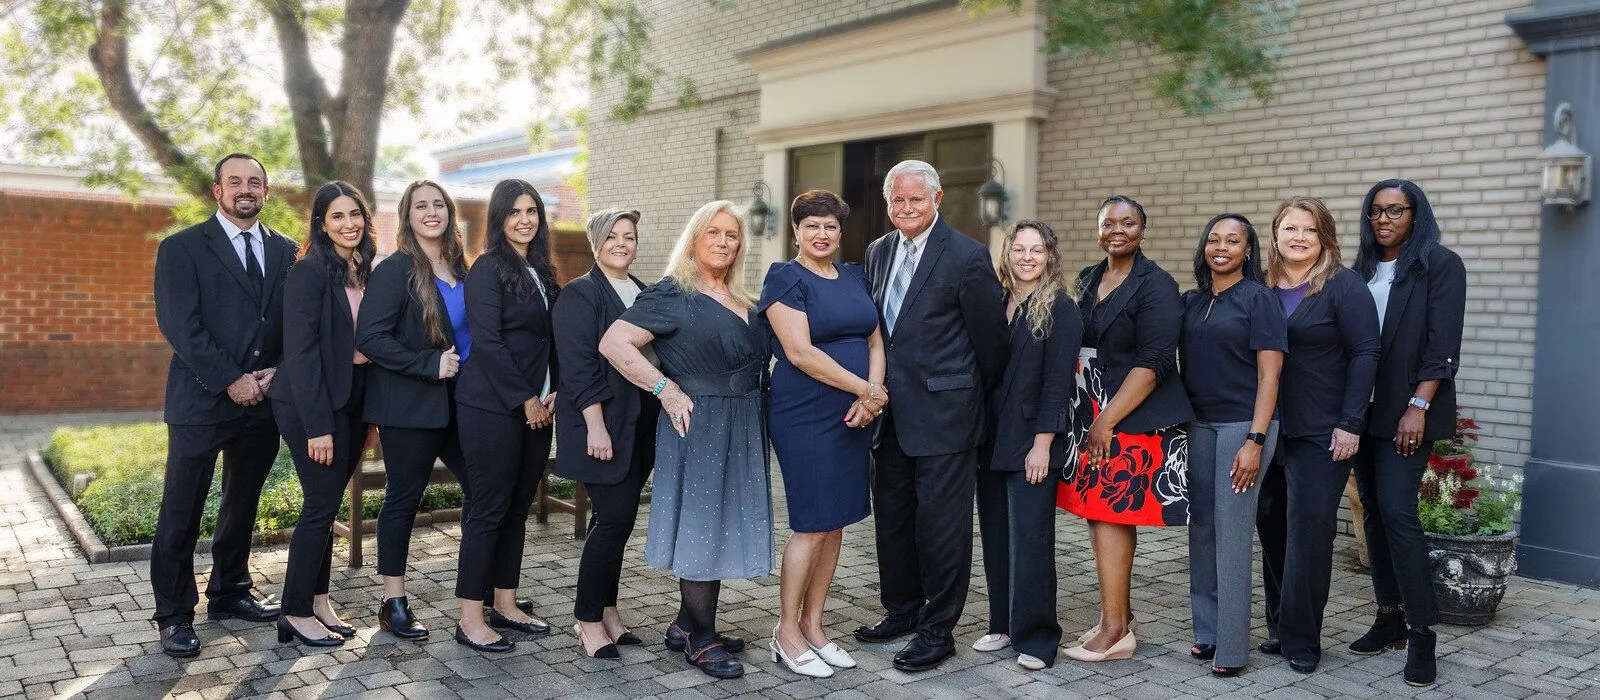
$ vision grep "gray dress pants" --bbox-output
[1189,420,1279,667]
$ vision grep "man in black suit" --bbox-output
[149,153,296,657]
[854,159,1008,671]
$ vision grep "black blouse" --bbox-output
[1180,279,1288,424]
[1278,266,1381,440]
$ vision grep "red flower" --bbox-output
[1453,488,1480,509]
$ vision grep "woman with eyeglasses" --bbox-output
[1347,180,1466,687]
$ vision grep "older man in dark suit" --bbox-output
[149,153,296,657]
[854,159,1008,671]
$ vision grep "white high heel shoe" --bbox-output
[972,633,1011,652]
[808,639,857,668]
[771,627,833,678]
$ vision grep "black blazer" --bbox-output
[1074,251,1193,434]
[356,252,455,429]
[1367,246,1467,442]
[1278,266,1381,440]
[988,291,1083,471]
[455,254,558,415]
[865,217,1008,457]
[270,252,359,439]
[551,267,658,484]
[153,216,295,425]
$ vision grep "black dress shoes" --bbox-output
[614,631,643,646]
[893,632,954,672]
[665,622,745,653]
[1190,643,1216,660]
[1257,638,1282,655]
[488,607,551,637]
[316,616,356,638]
[684,641,744,679]
[853,615,916,644]
[277,618,344,647]
[378,597,428,639]
[208,596,281,622]
[1288,657,1318,674]
[484,596,536,615]
[160,623,201,658]
[454,626,514,653]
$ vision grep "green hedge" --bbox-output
[41,423,506,547]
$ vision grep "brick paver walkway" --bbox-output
[3,412,1598,699]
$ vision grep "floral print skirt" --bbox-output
[1056,347,1190,526]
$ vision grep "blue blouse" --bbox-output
[436,276,472,364]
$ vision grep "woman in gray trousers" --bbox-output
[1178,213,1287,676]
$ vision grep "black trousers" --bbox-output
[1256,444,1288,639]
[975,467,1061,664]
[455,403,551,599]
[150,412,280,627]
[273,375,366,617]
[871,410,978,639]
[1278,436,1354,663]
[376,388,469,577]
[1353,437,1437,628]
[573,421,654,621]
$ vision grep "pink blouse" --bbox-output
[346,286,369,365]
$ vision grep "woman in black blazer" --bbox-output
[1263,195,1380,675]
[1347,180,1466,687]
[452,179,560,653]
[552,208,657,660]
[270,181,375,647]
[1059,196,1194,663]
[973,220,1081,671]
[355,180,471,639]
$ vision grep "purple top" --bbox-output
[1275,283,1310,317]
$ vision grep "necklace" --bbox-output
[797,258,837,279]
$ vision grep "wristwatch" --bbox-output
[1408,396,1431,411]
[1246,432,1267,446]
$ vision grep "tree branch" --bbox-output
[262,0,336,186]
[87,0,211,201]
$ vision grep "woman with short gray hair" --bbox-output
[553,208,657,660]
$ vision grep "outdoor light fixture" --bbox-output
[1538,103,1591,209]
[978,158,1010,227]
[747,181,775,238]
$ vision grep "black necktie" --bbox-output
[241,229,263,296]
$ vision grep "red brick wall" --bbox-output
[0,192,173,413]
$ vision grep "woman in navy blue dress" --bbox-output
[759,190,885,678]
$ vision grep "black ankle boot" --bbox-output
[1404,628,1437,687]
[378,597,428,639]
[1349,608,1407,654]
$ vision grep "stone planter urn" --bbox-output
[1426,530,1518,625]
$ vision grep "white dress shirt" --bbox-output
[215,212,265,272]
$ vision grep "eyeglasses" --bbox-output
[1367,205,1412,220]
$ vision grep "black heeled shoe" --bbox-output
[1257,638,1282,655]
[614,631,643,646]
[488,607,551,637]
[575,624,620,660]
[378,597,428,639]
[1212,665,1244,677]
[454,625,514,653]
[276,618,344,647]
[316,614,356,638]
[665,622,745,653]
[1350,608,1407,655]
[1190,643,1216,660]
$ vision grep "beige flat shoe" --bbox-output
[1062,630,1136,663]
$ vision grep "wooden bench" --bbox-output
[334,427,589,568]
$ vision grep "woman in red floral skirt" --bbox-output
[1058,196,1194,662]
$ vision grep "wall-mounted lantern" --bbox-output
[747,181,776,238]
[1539,102,1591,209]
[978,158,1010,227]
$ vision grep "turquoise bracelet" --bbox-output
[651,377,668,396]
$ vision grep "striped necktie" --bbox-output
[884,237,917,334]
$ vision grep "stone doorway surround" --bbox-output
[739,0,1056,265]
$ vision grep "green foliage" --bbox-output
[44,423,459,547]
[564,107,590,205]
[963,0,1294,116]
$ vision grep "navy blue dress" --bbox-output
[759,261,878,533]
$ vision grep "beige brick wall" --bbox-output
[592,0,1545,470]
[1038,0,1544,469]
